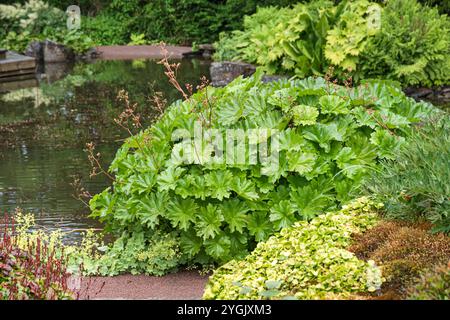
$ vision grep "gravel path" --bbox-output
[95,45,193,60]
[76,271,209,300]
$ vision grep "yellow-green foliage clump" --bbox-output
[11,211,104,275]
[203,197,384,300]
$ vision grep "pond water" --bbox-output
[0,58,211,242]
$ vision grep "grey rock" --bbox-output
[24,41,44,61]
[199,44,214,51]
[210,61,256,87]
[261,75,290,83]
[199,44,215,58]
[43,40,75,62]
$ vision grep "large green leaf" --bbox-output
[167,198,198,231]
[136,192,169,229]
[247,211,273,241]
[195,204,224,240]
[221,199,249,233]
[205,170,234,200]
[319,95,350,115]
[269,200,297,230]
[157,167,186,191]
[303,123,343,152]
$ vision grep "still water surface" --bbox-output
[0,58,211,241]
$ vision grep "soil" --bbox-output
[75,271,210,300]
[94,45,193,60]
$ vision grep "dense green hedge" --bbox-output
[0,0,304,51]
[129,0,304,45]
[214,0,450,87]
[2,0,449,53]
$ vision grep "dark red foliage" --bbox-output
[0,213,75,300]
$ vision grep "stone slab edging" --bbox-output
[94,45,193,60]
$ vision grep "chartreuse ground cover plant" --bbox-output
[214,0,450,87]
[88,70,436,276]
[203,197,384,299]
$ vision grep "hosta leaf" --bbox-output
[195,204,224,240]
[221,199,249,233]
[269,200,297,230]
[167,198,198,231]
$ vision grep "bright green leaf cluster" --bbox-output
[214,0,450,87]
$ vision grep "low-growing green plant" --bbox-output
[6,210,104,276]
[89,70,435,272]
[128,33,148,46]
[203,197,383,299]
[83,231,182,276]
[361,115,450,233]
